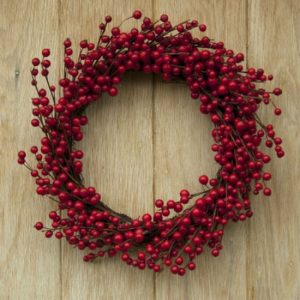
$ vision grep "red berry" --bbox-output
[32,58,40,66]
[108,87,118,96]
[274,108,282,115]
[188,262,196,270]
[171,265,179,274]
[18,150,26,159]
[42,48,50,57]
[217,85,228,95]
[155,199,164,208]
[199,175,209,185]
[105,15,112,23]
[263,187,272,196]
[80,40,88,48]
[34,222,43,230]
[55,232,63,239]
[45,230,53,238]
[160,14,168,22]
[31,119,39,127]
[199,24,206,32]
[273,88,282,96]
[111,27,120,36]
[64,39,72,48]
[133,10,142,19]
[263,172,271,181]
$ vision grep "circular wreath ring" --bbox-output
[18,10,284,276]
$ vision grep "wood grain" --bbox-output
[0,1,61,299]
[58,1,155,300]
[153,1,248,299]
[246,1,300,299]
[0,0,299,299]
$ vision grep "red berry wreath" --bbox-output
[18,10,284,276]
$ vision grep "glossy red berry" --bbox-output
[105,15,112,23]
[274,108,282,115]
[34,222,44,230]
[42,48,50,57]
[132,10,142,19]
[108,87,118,96]
[263,187,272,196]
[273,88,282,96]
[32,58,40,66]
[18,150,26,159]
[45,230,53,238]
[199,24,206,32]
[199,175,209,185]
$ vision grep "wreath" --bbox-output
[18,10,284,276]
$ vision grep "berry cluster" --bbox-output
[18,10,284,276]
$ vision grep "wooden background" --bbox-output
[0,0,299,299]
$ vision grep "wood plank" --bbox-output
[58,2,155,300]
[0,1,61,299]
[153,1,248,299]
[1,1,300,299]
[247,1,300,299]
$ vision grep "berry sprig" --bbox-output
[18,10,284,276]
